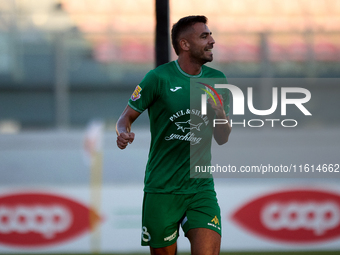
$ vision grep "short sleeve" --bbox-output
[128,70,159,113]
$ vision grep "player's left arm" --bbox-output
[209,94,231,145]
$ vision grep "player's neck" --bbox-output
[177,57,202,76]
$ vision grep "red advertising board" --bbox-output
[232,189,340,243]
[0,192,100,247]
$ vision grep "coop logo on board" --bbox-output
[0,192,101,247]
[231,189,340,243]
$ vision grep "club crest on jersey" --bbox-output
[131,85,142,101]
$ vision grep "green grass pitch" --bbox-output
[2,251,339,255]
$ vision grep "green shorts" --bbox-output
[141,190,221,248]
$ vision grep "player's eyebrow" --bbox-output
[200,32,212,37]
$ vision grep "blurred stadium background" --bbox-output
[0,0,340,254]
[0,0,340,129]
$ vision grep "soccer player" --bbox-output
[116,15,231,255]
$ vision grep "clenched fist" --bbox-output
[116,132,135,150]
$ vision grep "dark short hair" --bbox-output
[171,15,208,55]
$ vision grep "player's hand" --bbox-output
[208,94,224,116]
[116,132,135,150]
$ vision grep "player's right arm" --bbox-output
[117,70,158,149]
[116,105,141,150]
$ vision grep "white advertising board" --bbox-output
[0,183,339,253]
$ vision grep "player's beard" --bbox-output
[190,46,213,65]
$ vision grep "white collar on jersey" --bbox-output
[175,60,203,78]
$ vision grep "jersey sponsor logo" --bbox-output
[0,192,101,247]
[170,87,182,92]
[231,189,340,243]
[141,226,151,242]
[164,230,177,242]
[166,108,209,145]
[175,120,202,132]
[131,85,142,101]
[165,132,202,145]
[169,109,209,125]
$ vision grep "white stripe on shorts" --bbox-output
[181,216,188,227]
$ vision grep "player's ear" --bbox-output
[179,39,190,51]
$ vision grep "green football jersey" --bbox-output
[128,60,230,194]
